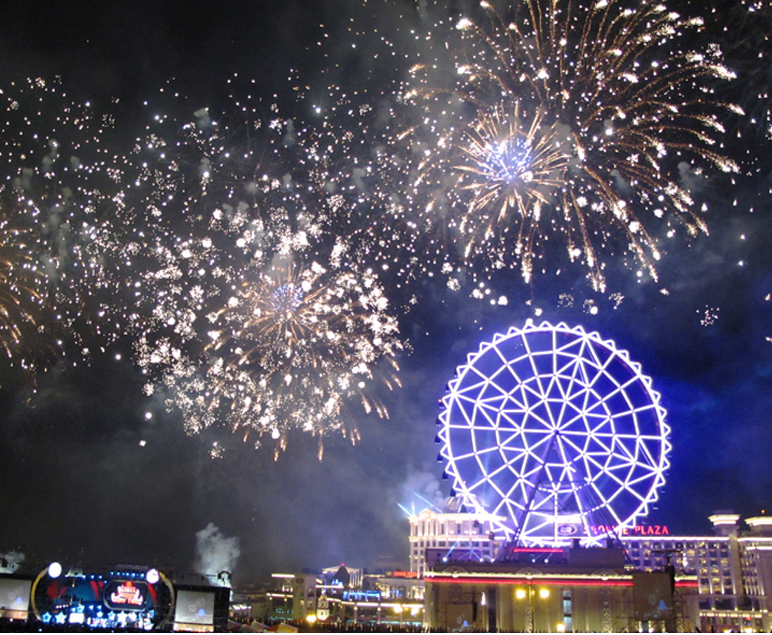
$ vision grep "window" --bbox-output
[562,589,573,633]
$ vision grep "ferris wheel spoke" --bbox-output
[636,437,664,466]
[560,428,613,458]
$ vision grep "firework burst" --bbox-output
[0,210,47,367]
[123,85,405,452]
[0,76,128,369]
[399,0,741,291]
[141,252,402,457]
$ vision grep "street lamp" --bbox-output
[515,586,550,633]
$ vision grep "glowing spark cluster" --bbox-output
[699,305,720,326]
[0,77,127,371]
[119,84,404,451]
[0,216,45,365]
[140,256,402,454]
[399,0,741,291]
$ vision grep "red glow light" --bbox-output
[429,576,633,587]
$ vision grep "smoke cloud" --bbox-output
[401,468,446,514]
[0,551,24,573]
[194,523,240,586]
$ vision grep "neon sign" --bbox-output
[391,571,418,579]
[591,525,670,536]
[342,590,381,602]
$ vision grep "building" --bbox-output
[266,572,317,622]
[265,568,424,627]
[408,496,505,577]
[424,545,700,632]
[621,513,772,632]
[411,504,772,632]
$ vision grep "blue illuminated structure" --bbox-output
[438,321,670,545]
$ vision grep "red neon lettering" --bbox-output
[564,524,670,536]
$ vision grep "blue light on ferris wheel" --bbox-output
[437,320,670,545]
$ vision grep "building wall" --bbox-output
[410,510,772,631]
[424,574,699,632]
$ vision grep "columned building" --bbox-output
[407,496,504,577]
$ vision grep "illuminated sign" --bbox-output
[342,590,381,602]
[591,525,671,536]
[391,571,418,579]
[104,580,147,611]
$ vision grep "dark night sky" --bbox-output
[0,0,771,587]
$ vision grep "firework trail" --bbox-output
[152,254,401,458]
[0,211,46,367]
[395,0,741,292]
[713,0,772,144]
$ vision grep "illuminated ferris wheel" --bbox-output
[438,321,670,545]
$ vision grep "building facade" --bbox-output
[408,497,504,577]
[411,505,772,632]
[265,569,424,627]
[423,546,700,632]
[621,513,772,631]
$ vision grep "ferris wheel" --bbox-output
[438,321,670,544]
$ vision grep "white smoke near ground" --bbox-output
[0,551,24,573]
[194,523,240,587]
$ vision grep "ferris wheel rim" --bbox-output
[438,320,670,544]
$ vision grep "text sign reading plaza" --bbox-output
[591,525,671,536]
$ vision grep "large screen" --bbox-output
[633,572,674,622]
[0,578,31,620]
[104,580,149,611]
[173,589,215,632]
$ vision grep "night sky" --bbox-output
[0,0,771,587]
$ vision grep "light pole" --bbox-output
[515,585,550,633]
